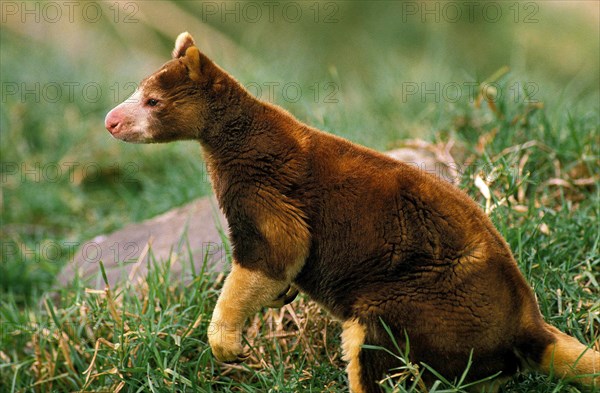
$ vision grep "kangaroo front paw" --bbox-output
[265,285,299,308]
[212,342,250,363]
[207,323,249,363]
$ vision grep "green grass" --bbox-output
[1,2,599,392]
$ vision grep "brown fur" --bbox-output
[104,32,599,391]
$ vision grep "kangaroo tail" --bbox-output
[539,324,599,388]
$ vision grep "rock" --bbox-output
[55,145,456,288]
[55,196,228,288]
[386,140,460,185]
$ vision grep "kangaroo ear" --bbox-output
[182,46,202,81]
[173,32,196,59]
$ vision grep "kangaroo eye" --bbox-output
[146,98,159,107]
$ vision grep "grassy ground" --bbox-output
[1,2,599,392]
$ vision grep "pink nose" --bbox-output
[105,109,121,134]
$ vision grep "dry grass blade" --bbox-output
[128,236,153,283]
[82,337,118,388]
[57,332,74,373]
[105,287,122,328]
